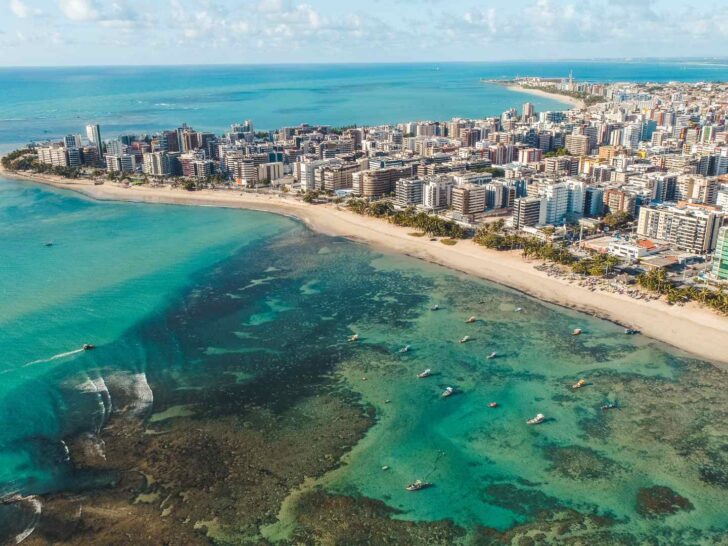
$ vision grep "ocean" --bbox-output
[2,61,728,543]
[1,177,727,544]
[3,60,728,153]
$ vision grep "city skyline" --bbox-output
[2,0,728,66]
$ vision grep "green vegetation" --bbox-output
[440,238,458,246]
[474,220,621,276]
[637,269,728,314]
[544,148,569,158]
[602,211,634,231]
[1,148,81,179]
[302,190,320,203]
[347,200,466,239]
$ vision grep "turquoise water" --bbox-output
[0,176,294,494]
[1,178,728,543]
[4,61,728,151]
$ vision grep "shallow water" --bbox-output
[1,178,727,544]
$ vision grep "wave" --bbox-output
[76,376,112,432]
[107,372,153,418]
[0,494,42,545]
[24,348,85,367]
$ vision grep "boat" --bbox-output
[348,334,359,342]
[382,465,390,471]
[487,352,497,360]
[466,316,477,324]
[624,328,640,335]
[441,387,454,398]
[572,379,587,389]
[527,413,545,425]
[399,345,411,353]
[44,241,54,247]
[488,402,498,408]
[459,336,470,344]
[602,402,617,410]
[572,328,583,336]
[515,307,523,312]
[417,368,432,378]
[405,480,432,491]
[82,344,95,351]
[431,304,440,311]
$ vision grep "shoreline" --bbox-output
[2,167,728,366]
[504,84,586,109]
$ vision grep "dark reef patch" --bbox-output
[636,485,694,518]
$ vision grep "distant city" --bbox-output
[3,75,727,286]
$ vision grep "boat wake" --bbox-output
[24,348,85,367]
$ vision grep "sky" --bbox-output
[1,0,727,66]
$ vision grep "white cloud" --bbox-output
[10,0,30,17]
[59,0,99,21]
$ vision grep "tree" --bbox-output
[603,211,634,231]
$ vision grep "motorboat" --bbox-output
[487,352,497,360]
[44,241,54,247]
[527,413,545,425]
[624,328,640,335]
[466,316,477,324]
[488,402,498,408]
[399,345,411,353]
[602,402,618,411]
[515,307,523,312]
[459,336,470,344]
[348,334,359,342]
[572,379,587,389]
[572,328,583,336]
[405,480,432,491]
[431,304,440,311]
[381,465,390,471]
[417,369,432,378]
[441,387,454,398]
[82,344,95,351]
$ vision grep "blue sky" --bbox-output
[1,0,727,66]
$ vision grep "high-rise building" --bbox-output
[395,178,424,207]
[603,189,637,216]
[514,197,547,228]
[452,184,486,216]
[86,124,102,156]
[142,151,171,176]
[637,203,724,253]
[711,226,728,280]
[522,102,535,120]
[422,177,454,210]
[583,187,604,217]
[565,134,590,156]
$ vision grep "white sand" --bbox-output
[505,85,586,110]
[4,169,728,366]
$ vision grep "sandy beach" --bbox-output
[505,84,586,109]
[3,168,728,366]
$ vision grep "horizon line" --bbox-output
[1,56,728,70]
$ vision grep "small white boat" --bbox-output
[466,316,477,324]
[602,402,617,411]
[572,379,587,389]
[487,352,497,360]
[399,345,411,353]
[382,465,390,471]
[405,480,431,491]
[572,328,583,336]
[459,336,470,344]
[348,334,359,342]
[527,413,545,425]
[417,368,432,378]
[431,304,440,311]
[488,402,498,408]
[82,344,95,351]
[515,307,523,312]
[441,387,454,398]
